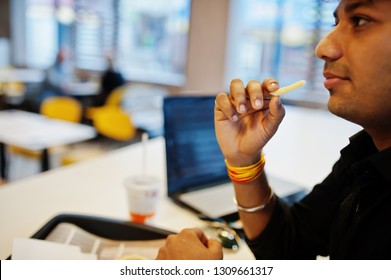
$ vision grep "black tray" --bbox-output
[7,213,174,259]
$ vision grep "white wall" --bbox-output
[180,0,229,94]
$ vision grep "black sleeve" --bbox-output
[246,158,348,259]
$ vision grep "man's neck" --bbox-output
[366,129,391,151]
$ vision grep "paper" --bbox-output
[12,222,166,260]
[12,238,97,260]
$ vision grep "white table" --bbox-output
[0,110,96,179]
[0,137,254,260]
[66,81,100,97]
[0,105,361,260]
[0,68,45,83]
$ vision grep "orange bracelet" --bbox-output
[225,154,265,184]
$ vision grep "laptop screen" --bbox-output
[163,96,230,196]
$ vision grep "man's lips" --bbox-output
[323,72,348,90]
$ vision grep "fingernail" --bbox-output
[232,114,239,122]
[239,104,246,113]
[255,99,262,108]
[270,82,278,91]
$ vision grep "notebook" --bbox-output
[163,96,307,220]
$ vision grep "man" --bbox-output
[156,0,391,259]
[94,56,125,106]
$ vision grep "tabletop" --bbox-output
[0,68,45,83]
[66,81,100,97]
[0,110,96,151]
[0,137,253,260]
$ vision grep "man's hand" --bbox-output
[214,78,285,166]
[156,228,223,260]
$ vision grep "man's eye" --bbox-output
[352,16,369,27]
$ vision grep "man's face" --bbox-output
[315,0,391,131]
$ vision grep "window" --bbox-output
[23,0,58,68]
[13,0,191,86]
[72,0,117,71]
[117,0,191,86]
[225,0,338,106]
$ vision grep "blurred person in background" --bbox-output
[24,49,74,112]
[45,49,74,95]
[93,55,125,106]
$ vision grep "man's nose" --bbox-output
[315,29,343,61]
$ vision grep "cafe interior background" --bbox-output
[0,0,338,183]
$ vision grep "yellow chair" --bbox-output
[105,86,125,106]
[9,96,83,160]
[85,85,126,120]
[92,106,136,141]
[61,107,136,165]
[40,96,83,122]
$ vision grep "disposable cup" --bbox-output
[123,176,160,224]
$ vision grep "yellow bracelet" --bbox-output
[225,154,265,183]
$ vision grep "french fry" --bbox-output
[270,80,306,96]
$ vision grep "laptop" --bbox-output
[163,95,307,220]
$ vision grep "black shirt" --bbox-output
[247,130,391,259]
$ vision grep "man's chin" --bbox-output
[327,96,346,118]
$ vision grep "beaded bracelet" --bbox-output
[233,189,274,213]
[225,154,265,184]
